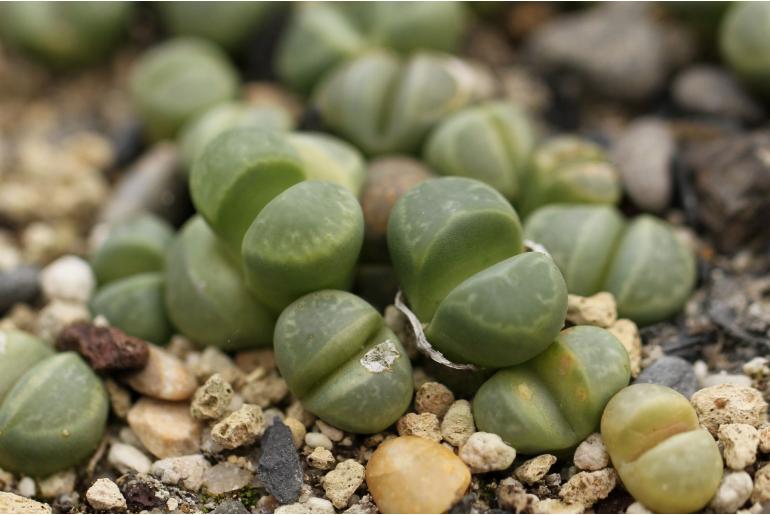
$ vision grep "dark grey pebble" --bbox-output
[0,265,40,314]
[634,355,699,398]
[212,499,250,514]
[257,420,303,504]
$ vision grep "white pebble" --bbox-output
[108,442,152,474]
[86,478,127,511]
[40,255,95,304]
[573,433,609,471]
[709,471,753,513]
[305,432,333,451]
[17,477,36,498]
[459,432,516,473]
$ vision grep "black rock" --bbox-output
[634,356,699,398]
[0,265,40,315]
[212,499,250,514]
[257,420,303,504]
[116,474,166,512]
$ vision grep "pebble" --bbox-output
[203,462,253,495]
[316,420,344,443]
[86,478,127,512]
[307,447,336,471]
[127,398,202,458]
[396,412,442,442]
[284,417,307,448]
[709,471,753,513]
[559,468,617,508]
[497,477,537,512]
[211,404,265,449]
[626,502,652,514]
[17,477,35,498]
[123,344,198,401]
[274,497,335,514]
[234,348,276,373]
[719,424,760,469]
[0,492,52,514]
[108,442,152,474]
[751,463,770,504]
[365,436,471,514]
[0,266,40,315]
[634,355,699,398]
[34,300,90,342]
[535,498,585,514]
[212,499,250,514]
[441,400,475,447]
[39,255,94,304]
[258,421,304,504]
[57,321,149,372]
[151,454,210,491]
[459,432,517,473]
[566,292,617,328]
[702,373,754,388]
[190,373,233,421]
[607,319,641,378]
[188,346,243,386]
[322,459,365,509]
[37,469,75,499]
[672,65,763,122]
[690,384,768,435]
[758,425,770,453]
[573,433,609,471]
[286,400,316,428]
[305,432,333,451]
[514,454,557,484]
[414,381,455,418]
[744,357,770,380]
[610,117,674,213]
[240,369,288,408]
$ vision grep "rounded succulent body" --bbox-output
[473,326,630,454]
[0,2,132,68]
[0,330,54,402]
[130,38,239,140]
[601,384,723,513]
[519,136,621,216]
[165,216,275,350]
[90,214,175,285]
[0,350,108,476]
[314,51,489,156]
[287,133,366,197]
[274,290,413,433]
[388,177,568,367]
[242,181,364,313]
[90,272,173,345]
[158,1,273,52]
[424,101,536,202]
[524,205,696,325]
[277,2,468,93]
[720,2,770,94]
[179,102,295,170]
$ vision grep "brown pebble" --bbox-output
[396,412,441,442]
[127,398,202,459]
[414,382,455,418]
[56,321,148,372]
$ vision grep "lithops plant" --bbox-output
[0,1,132,68]
[90,213,175,285]
[0,331,108,476]
[130,37,239,140]
[388,177,568,367]
[524,205,696,325]
[314,51,491,156]
[473,325,630,454]
[242,181,364,313]
[601,383,723,513]
[190,128,365,256]
[518,136,621,216]
[158,1,274,52]
[165,216,275,350]
[274,290,413,433]
[277,1,468,93]
[179,101,295,170]
[424,101,536,202]
[720,1,770,94]
[90,272,173,345]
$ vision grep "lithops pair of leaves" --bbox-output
[276,1,468,93]
[425,103,620,211]
[720,2,770,95]
[274,290,413,433]
[601,384,723,513]
[314,51,492,156]
[524,205,696,325]
[189,128,365,314]
[90,214,175,345]
[130,37,239,140]
[0,330,108,476]
[388,177,568,368]
[473,326,631,454]
[0,2,133,68]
